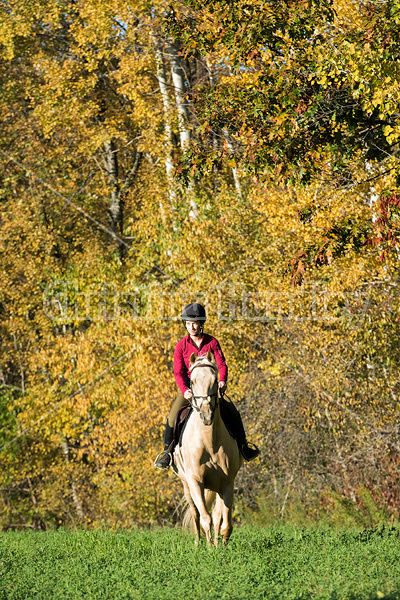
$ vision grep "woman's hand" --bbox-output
[184,389,193,400]
[218,381,227,393]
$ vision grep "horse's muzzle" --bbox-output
[199,403,214,426]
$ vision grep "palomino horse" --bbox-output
[173,351,243,546]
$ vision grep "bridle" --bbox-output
[189,360,219,417]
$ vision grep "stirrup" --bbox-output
[241,442,260,462]
[154,450,172,471]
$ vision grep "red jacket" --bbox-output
[173,333,228,395]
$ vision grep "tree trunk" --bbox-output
[168,42,198,217]
[103,140,122,234]
[154,39,177,209]
[167,42,191,150]
[60,437,85,520]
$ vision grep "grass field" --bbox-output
[1,525,400,600]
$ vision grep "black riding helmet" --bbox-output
[181,302,206,323]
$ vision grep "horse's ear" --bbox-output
[189,353,197,365]
[206,351,215,363]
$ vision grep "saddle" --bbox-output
[169,397,234,452]
[173,403,192,448]
[164,404,192,475]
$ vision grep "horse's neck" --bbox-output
[193,408,225,449]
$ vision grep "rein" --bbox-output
[189,361,219,416]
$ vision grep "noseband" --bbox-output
[189,361,219,417]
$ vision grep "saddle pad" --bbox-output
[173,404,192,447]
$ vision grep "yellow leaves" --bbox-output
[221,69,263,96]
[383,125,400,146]
[346,43,356,56]
[384,124,394,136]
[258,359,293,378]
[371,88,386,109]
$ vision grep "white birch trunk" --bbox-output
[154,39,177,207]
[167,42,197,217]
[167,42,191,150]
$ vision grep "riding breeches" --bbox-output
[167,392,188,427]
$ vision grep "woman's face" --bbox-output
[186,320,202,336]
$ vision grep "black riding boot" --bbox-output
[220,398,260,461]
[154,422,174,470]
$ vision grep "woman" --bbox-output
[154,302,260,470]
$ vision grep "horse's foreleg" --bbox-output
[188,479,212,545]
[182,482,200,545]
[220,484,234,545]
[212,496,223,547]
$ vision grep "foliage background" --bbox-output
[1,0,400,529]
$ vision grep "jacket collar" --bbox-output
[187,333,205,350]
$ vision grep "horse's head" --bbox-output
[189,352,218,426]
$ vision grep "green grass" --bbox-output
[1,525,400,599]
